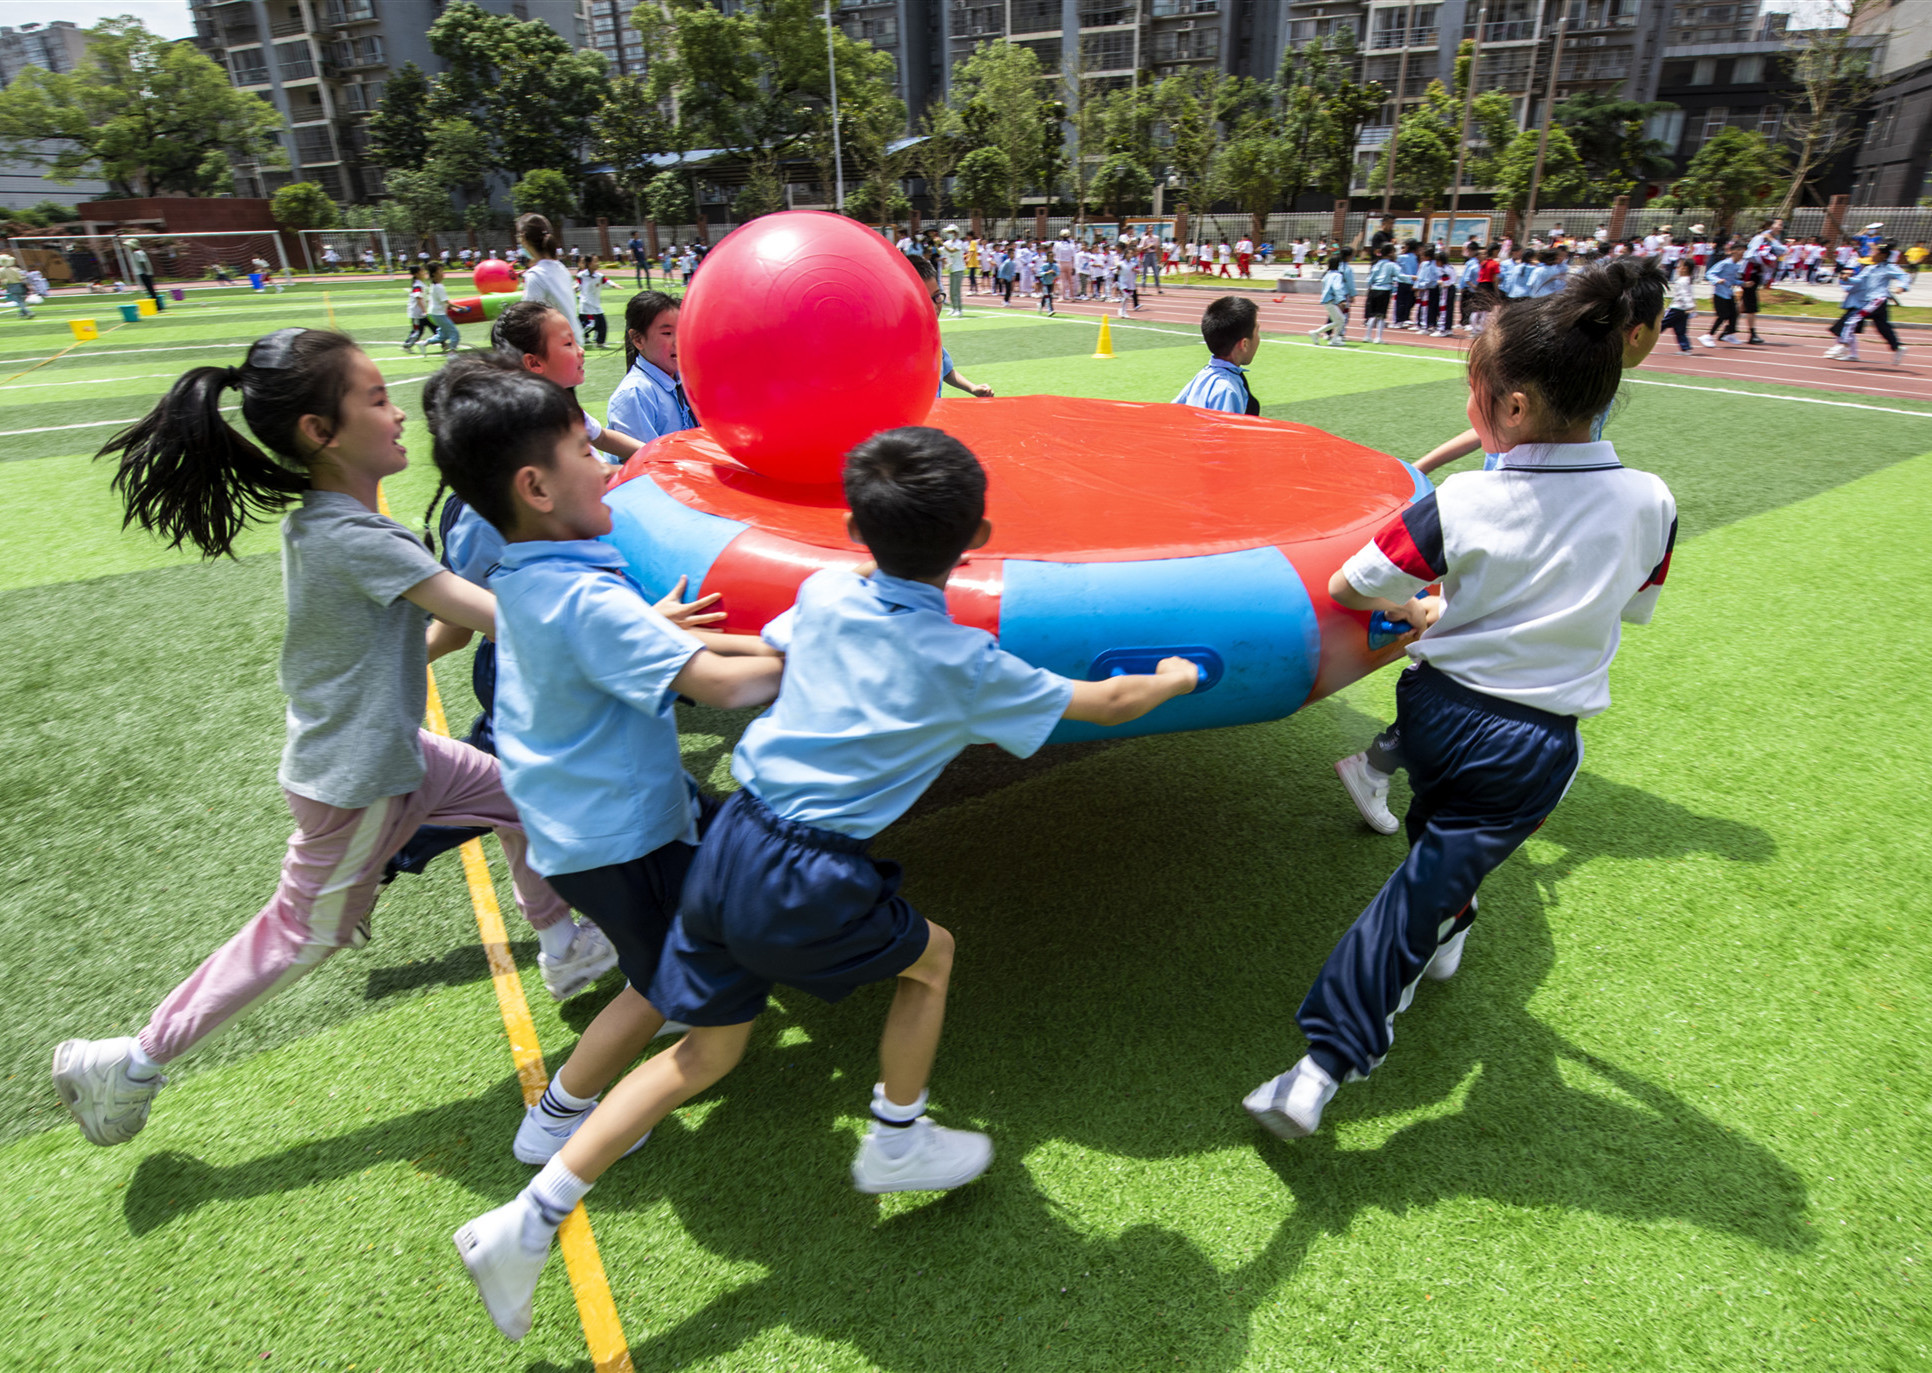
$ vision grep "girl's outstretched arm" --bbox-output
[405,570,496,638]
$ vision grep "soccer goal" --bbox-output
[4,231,292,288]
[295,228,400,275]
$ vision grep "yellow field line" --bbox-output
[381,484,635,1372]
[0,320,127,385]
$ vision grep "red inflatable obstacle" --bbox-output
[472,258,517,294]
[605,393,1431,743]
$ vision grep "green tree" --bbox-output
[644,168,695,225]
[1672,126,1788,236]
[1777,0,1882,216]
[366,61,432,172]
[1155,68,1225,216]
[271,181,341,232]
[1215,134,1281,240]
[953,144,1013,227]
[594,75,673,227]
[955,42,1055,219]
[1283,32,1387,200]
[1491,127,1592,214]
[0,16,285,197]
[1087,153,1153,221]
[912,99,965,218]
[1367,84,1457,217]
[383,166,457,245]
[425,0,610,177]
[423,117,493,209]
[1549,91,1676,198]
[512,167,578,225]
[843,176,911,226]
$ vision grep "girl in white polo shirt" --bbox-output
[1245,261,1678,1140]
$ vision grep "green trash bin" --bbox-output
[118,303,140,322]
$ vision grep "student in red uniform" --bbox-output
[1245,261,1677,1139]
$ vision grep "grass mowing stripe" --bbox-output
[0,371,432,438]
[0,322,129,385]
[400,474,635,1371]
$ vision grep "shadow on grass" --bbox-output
[119,708,1808,1371]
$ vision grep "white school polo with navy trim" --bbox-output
[1341,441,1677,718]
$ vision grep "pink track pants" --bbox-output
[137,729,569,1064]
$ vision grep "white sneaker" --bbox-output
[1893,346,1907,366]
[1823,344,1847,359]
[1699,335,1717,348]
[1334,752,1400,834]
[1308,327,1325,342]
[850,1117,993,1194]
[51,1037,164,1147]
[1243,1055,1338,1140]
[538,924,617,1002]
[512,1103,650,1165]
[453,1197,552,1341]
[1425,927,1470,981]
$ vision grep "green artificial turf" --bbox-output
[0,284,1927,1371]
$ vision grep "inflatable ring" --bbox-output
[604,394,1432,743]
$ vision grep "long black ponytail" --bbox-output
[99,327,361,558]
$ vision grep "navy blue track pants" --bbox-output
[1300,664,1582,1081]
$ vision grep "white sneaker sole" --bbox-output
[452,1206,544,1342]
[1243,1079,1320,1140]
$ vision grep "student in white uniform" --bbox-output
[515,214,583,346]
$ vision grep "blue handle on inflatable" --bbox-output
[1368,611,1407,650]
[1088,645,1225,693]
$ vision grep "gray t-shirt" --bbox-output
[278,491,445,809]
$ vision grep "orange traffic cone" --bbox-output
[1092,315,1114,359]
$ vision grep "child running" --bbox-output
[576,255,614,349]
[453,426,1198,1341]
[1310,252,1355,346]
[1334,258,1667,833]
[418,358,783,1172]
[1824,243,1910,364]
[1363,246,1398,343]
[52,328,608,1149]
[605,290,700,444]
[1246,264,1678,1139]
[425,263,460,354]
[1175,295,1261,412]
[398,265,429,351]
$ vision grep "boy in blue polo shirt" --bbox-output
[1174,295,1262,413]
[423,362,785,1331]
[909,254,995,398]
[453,425,1197,1342]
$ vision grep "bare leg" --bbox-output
[557,1022,754,1181]
[553,984,665,1101]
[878,920,955,1108]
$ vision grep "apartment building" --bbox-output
[0,20,89,88]
[587,0,650,75]
[190,0,591,203]
[1849,0,1932,204]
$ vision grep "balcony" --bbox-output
[269,7,308,38]
[1154,0,1222,14]
[1465,17,1536,41]
[1370,25,1437,47]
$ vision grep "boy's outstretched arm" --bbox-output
[1415,428,1482,473]
[1062,657,1198,727]
[671,650,783,711]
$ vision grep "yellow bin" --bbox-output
[68,319,99,341]
[136,298,158,317]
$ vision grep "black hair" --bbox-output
[517,212,560,258]
[842,426,987,580]
[1326,252,1344,271]
[1201,294,1259,357]
[423,354,581,538]
[1467,261,1636,435]
[492,297,568,359]
[99,328,362,558]
[622,289,679,371]
[907,253,940,287]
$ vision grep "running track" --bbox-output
[957,281,1932,407]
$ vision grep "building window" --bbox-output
[276,40,315,80]
[1690,57,1716,85]
[229,47,269,84]
[1152,25,1219,59]
[1080,0,1134,26]
[1645,107,1684,152]
[1012,0,1058,31]
[1732,53,1761,83]
[1081,30,1134,66]
[1757,103,1781,139]
[295,125,337,163]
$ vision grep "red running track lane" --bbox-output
[955,285,1932,408]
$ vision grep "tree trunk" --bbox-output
[1251,208,1267,242]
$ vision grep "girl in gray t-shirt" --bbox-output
[51,326,616,1153]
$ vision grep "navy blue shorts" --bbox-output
[544,792,718,994]
[648,790,931,1026]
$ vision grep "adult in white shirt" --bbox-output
[1053,230,1077,299]
[516,212,582,343]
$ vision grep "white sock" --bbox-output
[537,1076,596,1128]
[536,922,583,961]
[125,1041,163,1082]
[524,1157,593,1228]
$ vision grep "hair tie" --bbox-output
[223,366,245,389]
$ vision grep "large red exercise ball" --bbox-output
[473,258,517,294]
[679,211,939,484]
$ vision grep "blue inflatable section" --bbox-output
[604,474,745,600]
[1000,546,1322,744]
[1403,459,1432,503]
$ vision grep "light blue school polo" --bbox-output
[490,539,704,876]
[606,357,697,445]
[732,568,1075,839]
[1172,355,1252,412]
[938,345,955,398]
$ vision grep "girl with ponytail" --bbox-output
[53,328,619,1152]
[1247,262,1679,1142]
[514,213,582,349]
